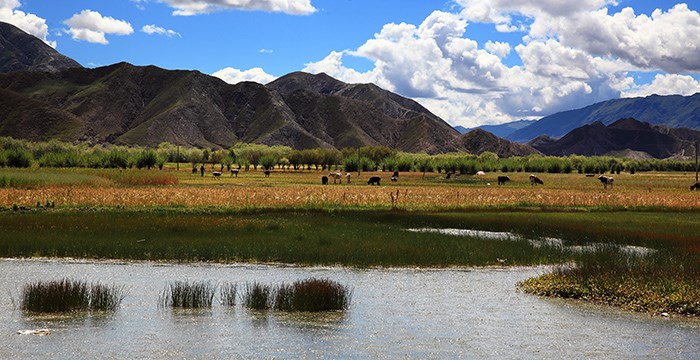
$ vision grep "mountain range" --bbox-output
[1,21,538,155]
[508,93,700,143]
[2,20,699,159]
[528,118,700,159]
[455,119,536,138]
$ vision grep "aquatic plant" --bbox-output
[160,280,215,308]
[20,278,125,313]
[219,283,237,306]
[274,278,352,312]
[241,282,272,310]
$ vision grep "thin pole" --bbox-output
[176,146,180,171]
[357,147,361,176]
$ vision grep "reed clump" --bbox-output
[219,283,237,306]
[20,278,126,313]
[160,280,215,308]
[274,278,352,312]
[241,282,272,310]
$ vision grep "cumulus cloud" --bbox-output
[0,0,55,47]
[64,10,134,45]
[212,67,276,84]
[301,2,700,127]
[623,74,700,98]
[158,0,317,16]
[142,24,180,37]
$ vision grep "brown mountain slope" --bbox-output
[0,21,82,73]
[268,72,463,153]
[529,118,700,158]
[456,129,541,157]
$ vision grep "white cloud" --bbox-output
[302,2,700,128]
[212,67,276,85]
[0,0,55,47]
[64,10,133,45]
[259,48,274,53]
[142,24,180,37]
[158,0,317,16]
[623,74,700,98]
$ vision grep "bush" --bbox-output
[21,278,125,313]
[5,148,33,168]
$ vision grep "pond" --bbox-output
[0,259,698,359]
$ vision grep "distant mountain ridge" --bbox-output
[0,22,82,73]
[456,119,536,138]
[529,118,700,159]
[508,93,700,143]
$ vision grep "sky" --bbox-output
[3,0,700,128]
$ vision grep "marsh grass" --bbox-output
[160,281,215,308]
[519,249,700,316]
[241,282,272,310]
[274,278,351,312]
[20,278,125,313]
[220,283,237,306]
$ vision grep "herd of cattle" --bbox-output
[196,166,700,190]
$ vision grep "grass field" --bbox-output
[1,165,699,316]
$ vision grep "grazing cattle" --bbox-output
[598,175,614,189]
[497,176,510,185]
[392,171,399,178]
[322,176,329,185]
[264,170,271,177]
[329,172,342,184]
[529,174,544,186]
[345,173,351,183]
[231,168,239,177]
[212,171,222,177]
[691,182,700,191]
[367,176,381,185]
[391,176,398,182]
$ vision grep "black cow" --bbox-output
[322,176,329,185]
[599,175,614,189]
[367,176,381,185]
[497,175,510,185]
[690,182,700,191]
[231,168,239,177]
[212,171,222,177]
[392,171,399,178]
[264,170,271,177]
[529,174,544,185]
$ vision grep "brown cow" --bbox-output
[529,174,544,185]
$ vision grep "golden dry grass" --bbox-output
[2,168,700,210]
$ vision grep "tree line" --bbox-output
[0,137,696,174]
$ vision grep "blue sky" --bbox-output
[3,0,700,127]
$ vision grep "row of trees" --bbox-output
[0,137,696,174]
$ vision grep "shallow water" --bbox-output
[0,259,697,359]
[406,228,658,255]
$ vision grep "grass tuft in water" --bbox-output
[241,282,272,310]
[274,278,352,312]
[160,280,215,308]
[219,283,237,306]
[20,278,125,313]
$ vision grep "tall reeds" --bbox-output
[160,280,215,308]
[20,278,126,313]
[273,278,352,312]
[241,282,272,310]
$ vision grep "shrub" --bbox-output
[6,148,33,168]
